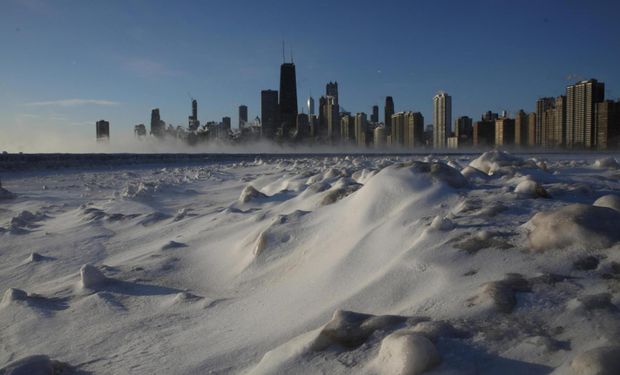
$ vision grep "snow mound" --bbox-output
[121,181,157,199]
[469,150,525,175]
[571,346,620,375]
[471,273,531,313]
[593,157,619,169]
[460,166,490,181]
[373,331,440,375]
[410,320,468,342]
[80,264,108,289]
[406,161,468,188]
[526,204,620,251]
[161,241,188,250]
[239,185,267,203]
[430,216,454,231]
[0,186,16,200]
[593,194,620,212]
[0,354,69,375]
[10,210,46,228]
[514,179,551,198]
[311,310,407,351]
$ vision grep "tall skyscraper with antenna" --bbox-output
[279,43,298,138]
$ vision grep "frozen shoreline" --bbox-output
[1,151,619,374]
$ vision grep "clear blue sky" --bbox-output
[1,0,619,151]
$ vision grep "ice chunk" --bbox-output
[1,288,28,305]
[0,355,68,375]
[469,150,525,175]
[593,157,619,169]
[571,346,620,375]
[374,331,440,375]
[527,204,620,251]
[80,264,108,289]
[514,179,550,198]
[593,194,620,212]
[430,216,454,231]
[239,185,267,203]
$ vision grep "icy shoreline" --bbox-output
[1,151,619,374]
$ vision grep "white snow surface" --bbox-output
[1,151,620,374]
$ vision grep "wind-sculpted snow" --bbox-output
[1,151,620,374]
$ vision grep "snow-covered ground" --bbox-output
[1,151,619,374]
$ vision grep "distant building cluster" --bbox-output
[96,57,620,150]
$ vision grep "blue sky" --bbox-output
[1,0,619,151]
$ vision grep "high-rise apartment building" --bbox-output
[536,97,555,146]
[150,108,164,137]
[566,79,605,148]
[238,105,248,129]
[371,105,379,123]
[495,117,515,146]
[455,116,473,146]
[384,96,394,132]
[96,120,110,142]
[261,89,279,138]
[406,112,424,149]
[527,112,537,147]
[433,92,451,149]
[340,114,355,141]
[326,96,339,140]
[374,126,386,148]
[514,110,528,146]
[355,112,368,146]
[596,100,620,150]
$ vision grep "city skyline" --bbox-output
[2,0,620,151]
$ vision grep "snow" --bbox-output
[593,194,620,212]
[526,204,620,251]
[373,331,441,375]
[1,152,620,373]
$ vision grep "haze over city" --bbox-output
[1,0,620,152]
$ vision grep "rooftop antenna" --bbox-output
[282,40,285,63]
[290,47,294,64]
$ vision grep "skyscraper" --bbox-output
[222,117,231,131]
[239,105,248,129]
[150,108,164,137]
[495,117,515,146]
[566,79,605,148]
[96,120,110,142]
[371,105,379,123]
[354,112,368,146]
[433,92,452,149]
[596,100,620,150]
[405,112,424,149]
[514,110,528,146]
[551,96,567,147]
[326,96,339,140]
[261,89,279,139]
[326,81,338,104]
[536,97,555,146]
[307,96,315,115]
[279,62,298,138]
[188,99,200,131]
[384,96,394,131]
[455,116,473,146]
[527,112,537,147]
